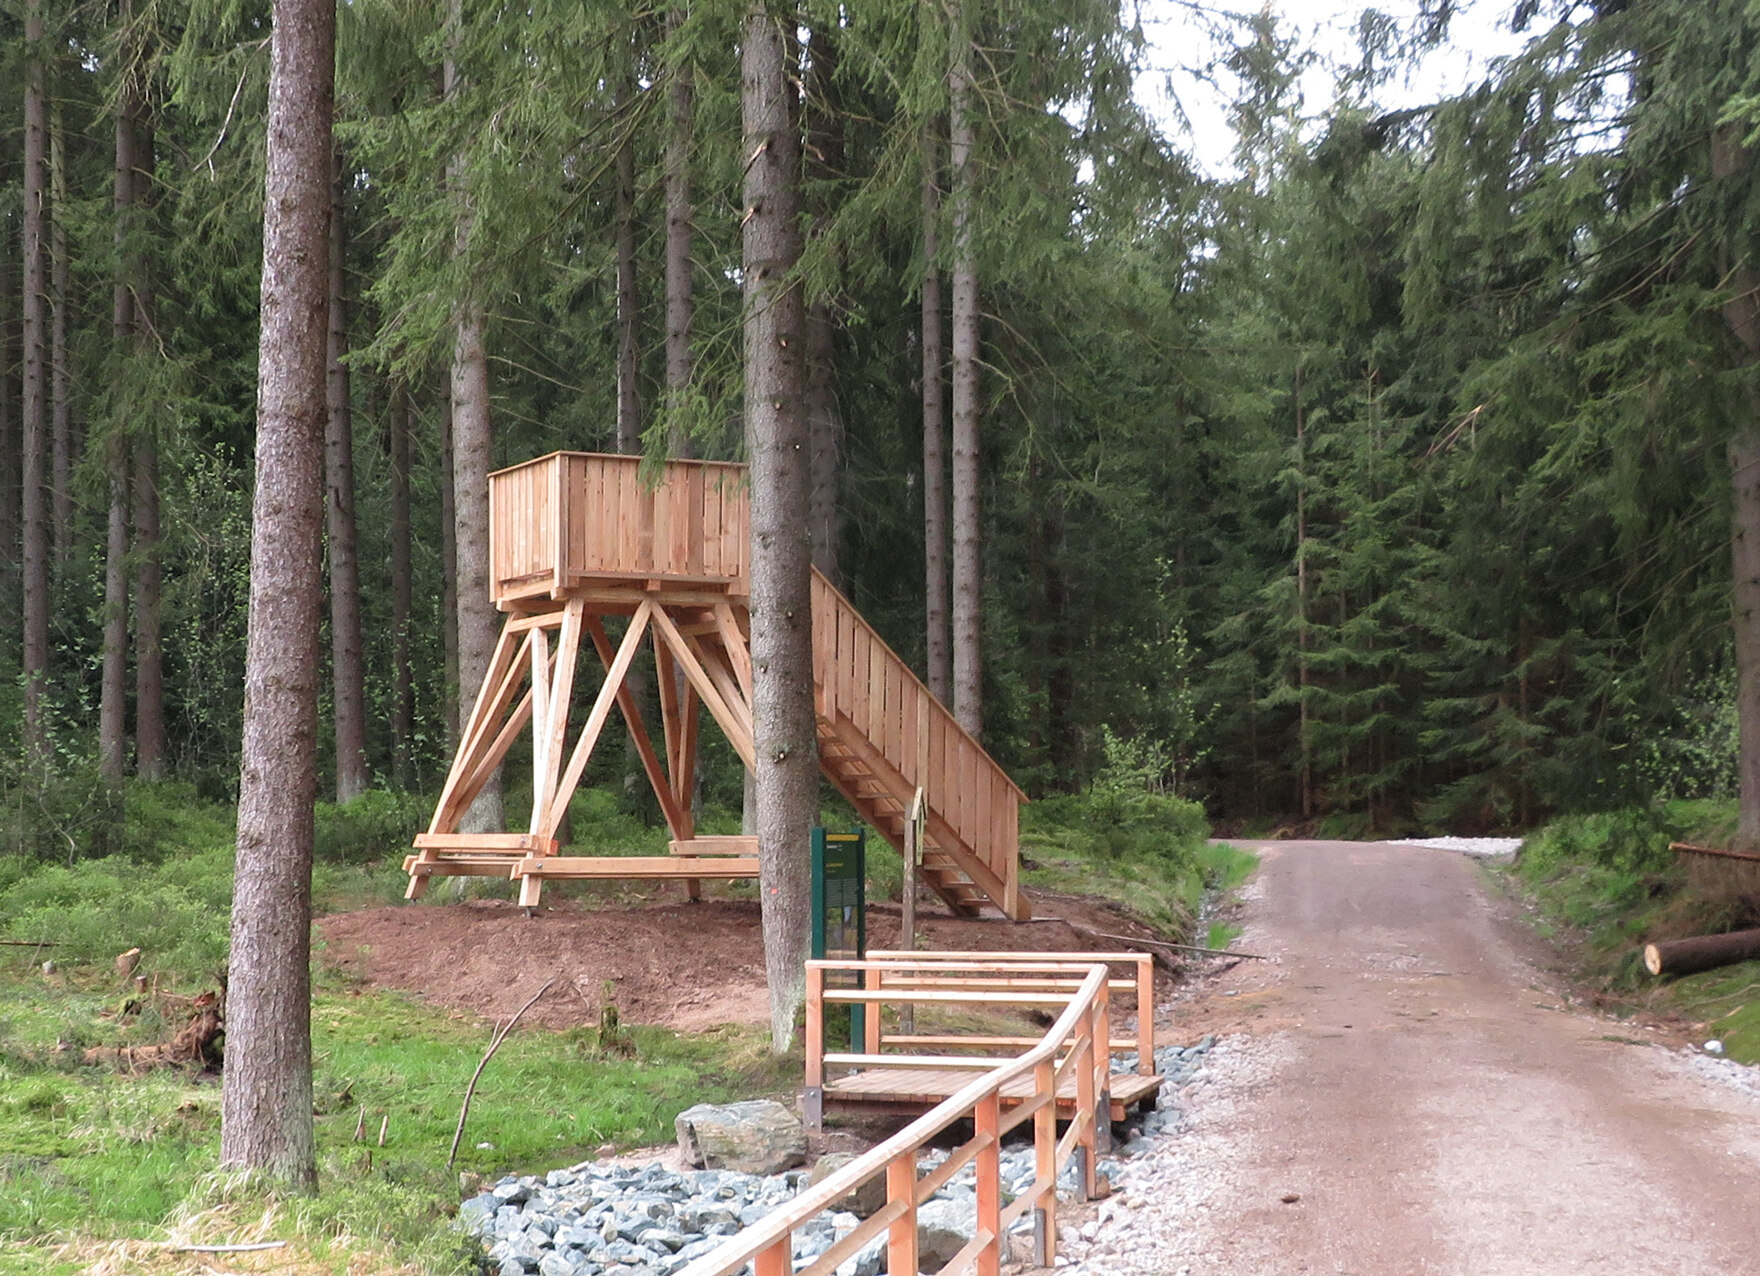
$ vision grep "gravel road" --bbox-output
[1065,839,1760,1276]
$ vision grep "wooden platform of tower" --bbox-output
[403,451,1030,919]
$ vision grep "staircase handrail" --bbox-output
[674,957,1112,1276]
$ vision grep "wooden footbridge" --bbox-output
[678,949,1166,1276]
[404,451,1028,918]
[805,949,1164,1126]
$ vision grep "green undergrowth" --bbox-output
[1511,799,1760,1064]
[1018,788,1252,936]
[0,960,787,1264]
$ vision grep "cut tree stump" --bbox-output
[1643,928,1760,977]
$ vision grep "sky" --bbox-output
[1133,0,1537,174]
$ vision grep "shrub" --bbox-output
[314,790,432,865]
[1513,807,1685,954]
[0,844,235,982]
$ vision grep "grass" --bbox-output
[0,957,788,1267]
[1507,799,1760,1064]
[1019,790,1253,935]
[0,780,795,1270]
[0,776,1252,1271]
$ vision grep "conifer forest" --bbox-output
[4,0,1760,846]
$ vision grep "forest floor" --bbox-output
[1066,839,1760,1275]
[316,887,1171,1034]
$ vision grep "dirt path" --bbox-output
[1077,839,1760,1275]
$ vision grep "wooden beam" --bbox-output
[650,604,756,770]
[530,600,584,835]
[675,679,701,812]
[428,627,532,835]
[505,610,568,632]
[529,625,551,831]
[585,615,691,839]
[541,602,653,837]
[714,602,754,703]
[690,632,753,734]
[514,855,759,879]
[654,636,684,794]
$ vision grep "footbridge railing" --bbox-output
[674,955,1125,1276]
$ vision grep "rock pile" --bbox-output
[463,1037,1217,1276]
[464,1160,886,1276]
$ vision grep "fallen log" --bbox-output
[1643,928,1760,977]
[83,990,223,1070]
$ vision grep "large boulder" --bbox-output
[807,1152,888,1219]
[915,1196,977,1273]
[674,1100,806,1176]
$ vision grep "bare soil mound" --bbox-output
[316,888,1168,1032]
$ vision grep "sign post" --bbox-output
[811,828,867,1052]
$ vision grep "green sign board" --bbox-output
[811,828,866,1051]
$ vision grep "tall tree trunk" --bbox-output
[326,150,369,802]
[451,309,500,830]
[663,4,694,459]
[388,382,415,789]
[447,0,502,832]
[0,217,19,618]
[615,74,640,456]
[803,27,843,581]
[49,98,70,566]
[99,60,138,791]
[219,0,333,1190]
[948,17,982,739]
[743,0,815,1052]
[21,0,51,765]
[921,124,950,704]
[611,73,650,817]
[1295,361,1311,821]
[132,117,165,782]
[1715,129,1760,851]
[440,402,460,750]
[133,416,165,780]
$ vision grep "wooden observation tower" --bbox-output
[403,452,1029,919]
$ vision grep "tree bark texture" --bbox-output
[0,219,19,615]
[451,309,501,830]
[948,24,982,740]
[49,97,71,566]
[388,382,415,789]
[1715,127,1760,851]
[21,0,51,764]
[219,0,333,1191]
[664,4,694,459]
[743,1,816,1052]
[611,83,650,808]
[441,402,460,750]
[326,152,369,802]
[132,117,165,782]
[100,78,138,790]
[133,416,166,780]
[447,0,502,831]
[921,124,950,705]
[804,28,843,582]
[615,73,640,456]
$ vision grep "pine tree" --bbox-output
[743,0,815,1051]
[220,0,334,1188]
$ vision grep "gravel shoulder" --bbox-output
[1069,839,1760,1276]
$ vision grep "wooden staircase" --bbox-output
[403,452,1028,920]
[810,572,1026,919]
